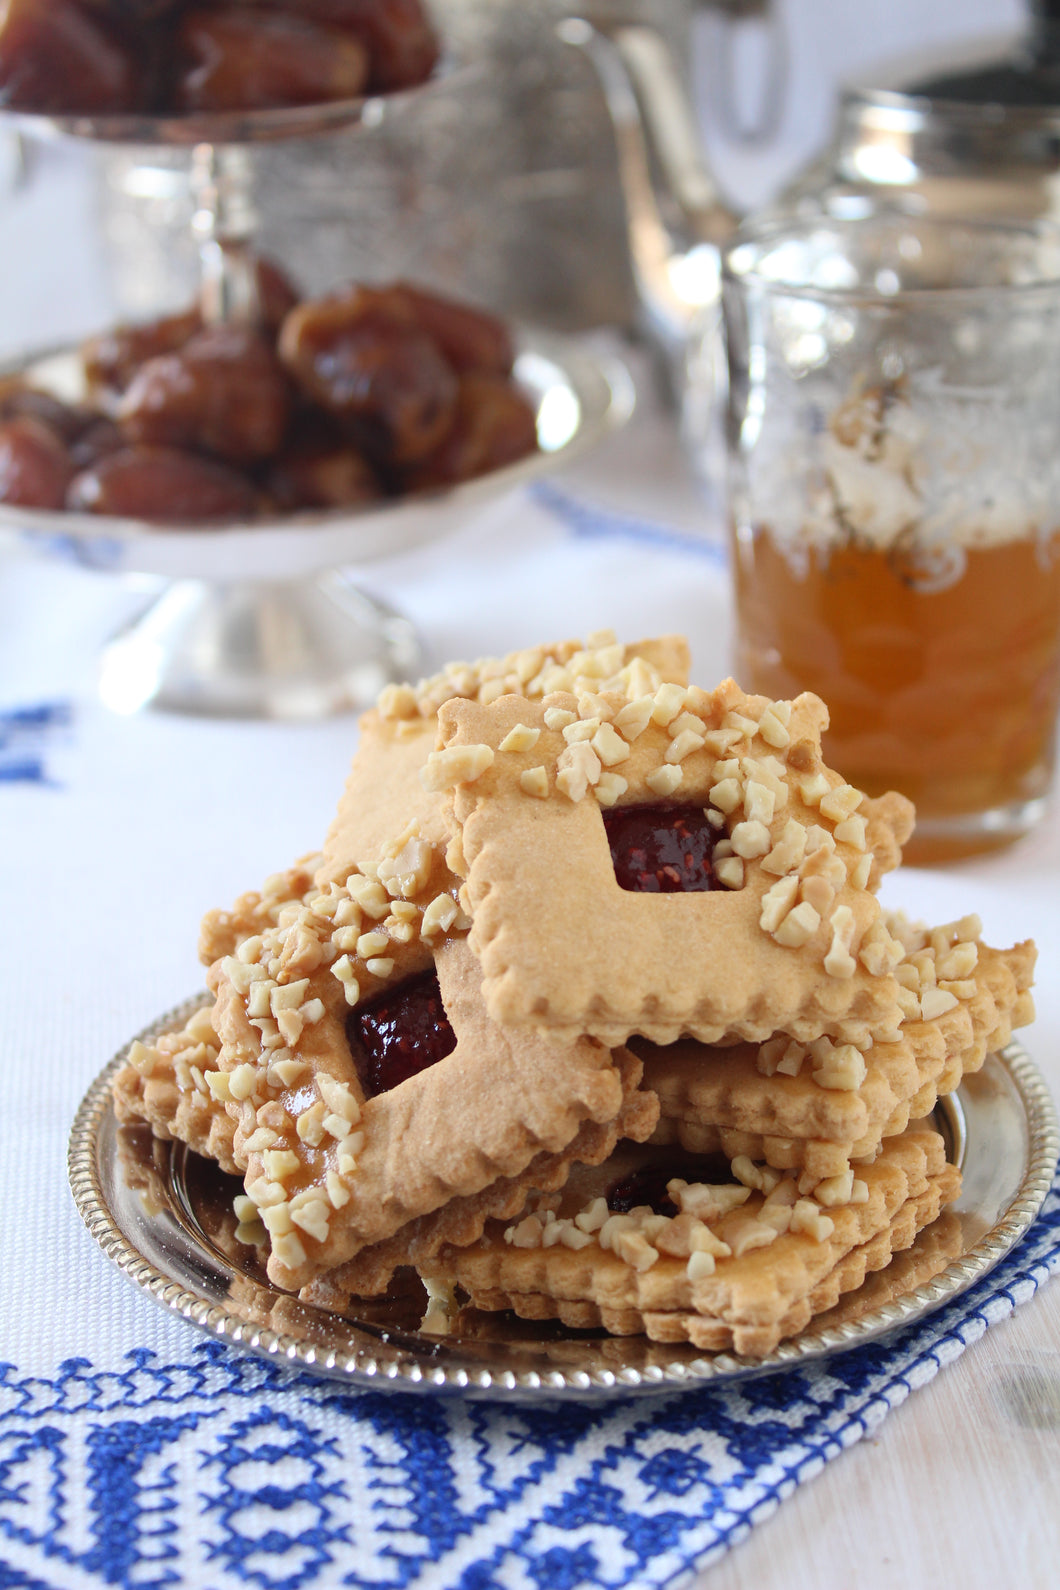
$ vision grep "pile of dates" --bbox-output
[0,263,540,524]
[0,0,438,116]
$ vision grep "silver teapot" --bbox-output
[91,1,748,365]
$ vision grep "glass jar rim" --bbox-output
[722,212,1060,302]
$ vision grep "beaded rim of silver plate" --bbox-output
[69,994,1059,1402]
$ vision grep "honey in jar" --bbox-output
[732,523,1060,863]
[721,211,1060,863]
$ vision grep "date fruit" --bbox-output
[0,416,73,508]
[117,325,291,466]
[174,8,369,112]
[402,373,538,491]
[83,260,299,399]
[0,0,138,113]
[266,436,383,511]
[83,309,201,402]
[279,285,458,465]
[305,0,440,92]
[67,445,258,522]
[396,283,515,376]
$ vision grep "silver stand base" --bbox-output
[98,574,424,719]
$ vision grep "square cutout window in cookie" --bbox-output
[210,927,642,1295]
[434,684,915,1049]
[346,967,457,1097]
[603,801,720,893]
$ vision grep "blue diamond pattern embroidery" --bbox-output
[0,1175,1057,1590]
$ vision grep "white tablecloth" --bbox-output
[2,357,1059,1588]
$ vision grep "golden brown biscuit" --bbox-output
[420,1127,959,1357]
[300,1048,658,1302]
[206,874,647,1291]
[113,1001,241,1176]
[114,992,657,1302]
[640,924,1035,1183]
[199,856,321,967]
[435,681,913,1048]
[317,631,692,887]
[108,626,1033,1365]
[807,1210,964,1335]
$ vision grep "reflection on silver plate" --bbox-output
[69,996,1059,1402]
[3,334,635,582]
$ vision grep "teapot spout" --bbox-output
[559,14,738,376]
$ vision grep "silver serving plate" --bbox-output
[6,334,633,717]
[68,994,1059,1402]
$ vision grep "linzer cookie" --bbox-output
[641,917,1035,1182]
[317,631,691,887]
[434,681,914,1047]
[199,856,321,967]
[115,986,656,1304]
[450,1184,953,1352]
[206,855,652,1292]
[418,1127,959,1356]
[113,1001,241,1176]
[300,1047,657,1304]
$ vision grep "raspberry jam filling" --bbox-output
[346,968,456,1098]
[606,1166,680,1217]
[602,801,718,893]
[606,1156,736,1216]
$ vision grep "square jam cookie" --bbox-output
[418,1126,960,1357]
[317,631,692,887]
[432,681,915,1048]
[639,926,1034,1183]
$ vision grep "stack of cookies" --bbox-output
[114,632,1035,1357]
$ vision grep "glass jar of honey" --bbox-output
[722,212,1060,864]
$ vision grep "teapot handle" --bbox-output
[558,14,737,369]
[698,0,789,147]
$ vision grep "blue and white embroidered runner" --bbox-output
[3,1174,1058,1590]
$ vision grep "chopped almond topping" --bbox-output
[499,723,541,753]
[819,783,863,823]
[519,765,550,798]
[612,696,654,741]
[593,723,632,766]
[421,743,495,792]
[774,901,820,948]
[686,1250,716,1281]
[709,776,743,814]
[557,740,602,802]
[263,1148,301,1181]
[730,820,772,859]
[594,772,629,808]
[665,729,706,764]
[713,856,745,890]
[651,683,688,725]
[919,986,960,1020]
[271,1230,308,1270]
[645,764,683,797]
